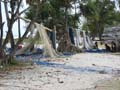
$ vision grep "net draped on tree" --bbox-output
[16,18,58,58]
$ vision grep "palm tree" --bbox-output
[80,0,118,40]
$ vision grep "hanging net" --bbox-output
[15,20,58,58]
[83,31,94,50]
[35,23,58,57]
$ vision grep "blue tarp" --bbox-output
[69,28,75,45]
[85,49,107,53]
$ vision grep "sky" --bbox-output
[1,0,120,38]
[2,0,28,39]
[115,0,120,11]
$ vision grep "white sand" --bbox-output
[0,53,120,90]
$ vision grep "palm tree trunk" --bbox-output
[65,6,68,31]
[0,1,3,48]
[57,3,81,53]
[17,2,21,40]
[57,27,81,53]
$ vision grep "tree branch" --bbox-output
[12,21,34,55]
[14,7,30,22]
[14,0,23,17]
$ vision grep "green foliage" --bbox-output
[25,0,79,29]
[80,0,120,39]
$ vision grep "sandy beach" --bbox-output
[0,53,120,90]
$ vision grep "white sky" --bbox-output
[114,0,120,11]
[2,0,28,39]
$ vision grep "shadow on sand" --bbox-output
[34,61,120,74]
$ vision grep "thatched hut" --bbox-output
[102,26,120,51]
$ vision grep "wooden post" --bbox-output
[52,26,56,50]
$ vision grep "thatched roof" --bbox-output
[102,26,120,40]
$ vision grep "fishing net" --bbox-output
[16,21,58,58]
[35,23,58,57]
[83,31,94,50]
